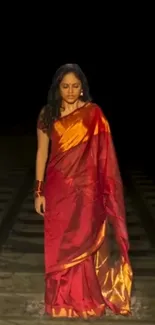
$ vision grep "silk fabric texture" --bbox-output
[37,102,133,318]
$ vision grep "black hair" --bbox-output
[38,63,92,133]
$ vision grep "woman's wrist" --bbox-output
[34,180,44,198]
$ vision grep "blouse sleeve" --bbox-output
[37,107,47,133]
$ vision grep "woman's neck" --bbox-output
[61,100,81,113]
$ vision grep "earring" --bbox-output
[80,90,83,96]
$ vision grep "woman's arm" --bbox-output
[35,127,49,181]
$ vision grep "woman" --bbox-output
[34,63,133,319]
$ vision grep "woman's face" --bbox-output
[59,72,82,104]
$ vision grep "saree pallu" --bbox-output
[38,102,133,318]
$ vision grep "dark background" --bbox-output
[1,39,154,173]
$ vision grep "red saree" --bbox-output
[37,102,133,319]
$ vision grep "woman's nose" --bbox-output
[68,85,73,94]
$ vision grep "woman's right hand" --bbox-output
[34,196,46,217]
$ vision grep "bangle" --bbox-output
[34,180,44,197]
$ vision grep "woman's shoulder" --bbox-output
[37,105,49,131]
[89,102,110,131]
[89,102,107,118]
[38,104,50,115]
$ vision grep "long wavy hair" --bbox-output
[39,63,92,132]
